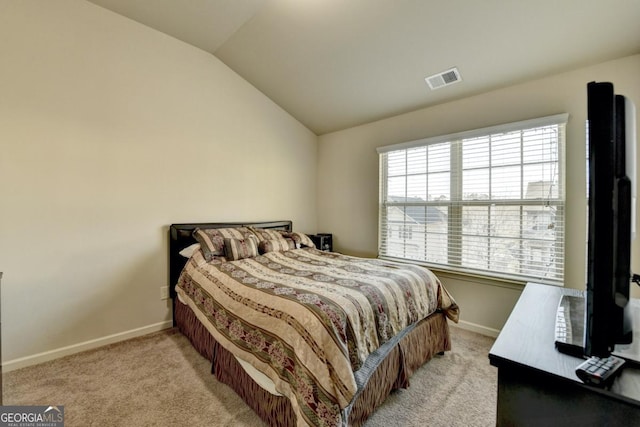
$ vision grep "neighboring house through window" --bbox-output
[377,114,568,285]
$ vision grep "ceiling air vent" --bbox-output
[425,67,462,90]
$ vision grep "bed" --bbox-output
[169,220,459,427]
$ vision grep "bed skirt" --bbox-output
[175,299,451,426]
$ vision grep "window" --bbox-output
[377,114,567,285]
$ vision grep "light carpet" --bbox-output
[4,325,496,426]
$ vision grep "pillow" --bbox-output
[248,226,287,243]
[258,238,296,254]
[193,227,255,261]
[282,232,316,249]
[224,236,259,261]
[248,226,296,251]
[178,243,201,258]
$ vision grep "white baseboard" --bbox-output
[3,320,174,372]
[2,318,497,372]
[453,319,500,338]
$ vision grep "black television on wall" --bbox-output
[584,81,636,358]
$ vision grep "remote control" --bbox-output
[575,355,625,386]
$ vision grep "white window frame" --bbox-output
[377,114,568,285]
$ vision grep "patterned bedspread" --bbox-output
[176,247,458,427]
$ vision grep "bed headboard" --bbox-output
[168,220,293,300]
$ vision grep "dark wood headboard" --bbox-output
[168,220,293,300]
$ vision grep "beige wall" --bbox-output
[1,1,637,366]
[318,55,640,335]
[0,0,317,365]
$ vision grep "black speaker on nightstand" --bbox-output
[310,234,333,252]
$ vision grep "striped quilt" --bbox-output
[176,247,458,427]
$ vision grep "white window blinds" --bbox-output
[377,114,568,284]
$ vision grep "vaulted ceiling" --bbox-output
[87,0,640,134]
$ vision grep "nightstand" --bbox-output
[309,234,332,252]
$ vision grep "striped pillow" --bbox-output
[248,227,292,249]
[224,236,259,261]
[258,238,296,254]
[193,227,255,261]
[249,227,286,242]
[283,232,316,248]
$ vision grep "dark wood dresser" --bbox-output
[489,282,640,426]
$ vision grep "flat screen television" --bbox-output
[555,82,637,360]
[585,81,636,358]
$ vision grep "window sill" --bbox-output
[378,256,535,290]
[429,268,526,291]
